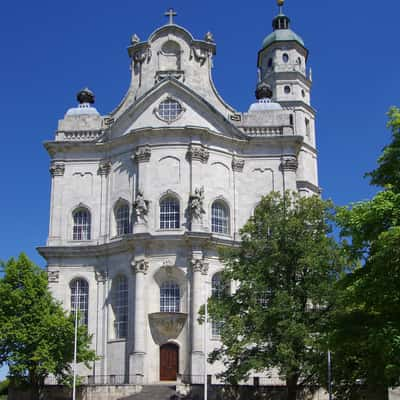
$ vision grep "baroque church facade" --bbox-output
[39,2,318,386]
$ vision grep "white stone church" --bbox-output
[38,1,318,388]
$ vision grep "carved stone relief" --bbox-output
[186,144,209,164]
[49,162,65,177]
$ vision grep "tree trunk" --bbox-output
[286,374,299,400]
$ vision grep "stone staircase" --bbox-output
[126,385,179,400]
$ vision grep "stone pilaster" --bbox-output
[48,161,65,244]
[98,160,111,243]
[280,155,298,192]
[129,258,149,382]
[190,256,208,377]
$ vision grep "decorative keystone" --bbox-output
[132,259,149,274]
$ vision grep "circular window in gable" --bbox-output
[157,98,183,123]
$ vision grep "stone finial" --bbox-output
[205,31,214,42]
[191,258,209,275]
[131,34,140,45]
[49,162,65,177]
[280,156,298,172]
[255,82,273,100]
[131,259,149,274]
[77,88,95,104]
[187,144,209,164]
[134,145,152,163]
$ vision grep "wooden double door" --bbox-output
[160,343,179,381]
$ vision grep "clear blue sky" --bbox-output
[0,0,398,380]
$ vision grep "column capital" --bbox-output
[133,145,152,163]
[187,144,209,164]
[232,157,245,172]
[131,258,149,274]
[191,258,209,275]
[47,270,60,283]
[98,160,112,176]
[95,270,107,282]
[49,161,65,177]
[280,156,298,172]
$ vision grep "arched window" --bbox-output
[70,279,89,326]
[73,208,91,240]
[211,273,225,338]
[112,276,128,339]
[115,203,130,236]
[160,281,180,312]
[211,201,229,234]
[160,196,180,229]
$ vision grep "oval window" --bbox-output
[282,53,289,63]
[158,99,183,122]
[284,86,291,94]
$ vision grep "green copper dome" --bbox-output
[262,28,304,49]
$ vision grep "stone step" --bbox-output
[126,384,178,400]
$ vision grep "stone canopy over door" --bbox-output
[160,343,179,381]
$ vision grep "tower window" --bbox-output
[70,279,89,326]
[284,86,291,94]
[289,114,294,126]
[282,53,289,63]
[73,208,91,241]
[268,58,273,68]
[305,118,311,138]
[158,99,182,122]
[302,90,306,98]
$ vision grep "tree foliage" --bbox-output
[0,254,96,399]
[207,192,346,400]
[331,107,400,399]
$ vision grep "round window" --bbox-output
[158,99,183,122]
[284,86,291,94]
[282,53,289,63]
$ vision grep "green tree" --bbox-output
[0,254,96,400]
[206,192,346,400]
[331,107,400,399]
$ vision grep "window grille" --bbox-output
[113,276,128,338]
[73,209,91,240]
[211,202,229,234]
[160,281,180,312]
[116,204,130,236]
[160,197,180,229]
[71,279,89,326]
[211,273,225,337]
[158,99,182,122]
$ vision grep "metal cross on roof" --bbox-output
[164,8,177,25]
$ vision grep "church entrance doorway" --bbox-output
[160,343,179,381]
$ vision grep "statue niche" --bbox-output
[158,41,181,71]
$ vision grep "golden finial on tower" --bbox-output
[277,0,285,13]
